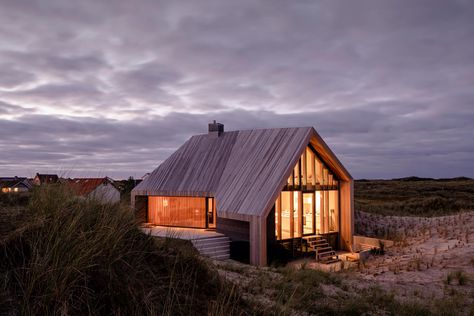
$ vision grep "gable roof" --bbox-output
[68,178,113,196]
[35,173,59,184]
[132,127,352,220]
[0,177,32,189]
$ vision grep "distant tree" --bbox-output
[119,176,140,202]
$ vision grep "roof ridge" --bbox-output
[191,126,312,137]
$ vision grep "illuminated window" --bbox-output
[293,192,301,237]
[148,196,207,228]
[306,148,315,187]
[275,144,340,240]
[293,162,300,186]
[328,190,339,232]
[281,192,291,239]
[303,193,314,235]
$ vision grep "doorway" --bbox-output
[207,197,216,229]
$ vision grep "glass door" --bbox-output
[303,193,314,235]
[315,191,322,234]
[207,197,216,229]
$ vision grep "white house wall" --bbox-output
[89,184,120,204]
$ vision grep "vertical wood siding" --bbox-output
[131,126,354,264]
[216,217,250,241]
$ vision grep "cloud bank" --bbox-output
[0,0,473,179]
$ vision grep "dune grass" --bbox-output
[2,182,472,315]
[0,185,250,316]
[355,178,474,216]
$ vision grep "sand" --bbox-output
[353,211,474,299]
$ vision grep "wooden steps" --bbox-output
[303,235,340,264]
[191,236,230,260]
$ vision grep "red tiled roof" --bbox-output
[68,178,108,196]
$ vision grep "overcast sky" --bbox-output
[0,0,473,179]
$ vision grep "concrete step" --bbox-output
[193,240,230,249]
[192,239,230,247]
[192,236,230,245]
[191,236,230,261]
[212,253,230,260]
[199,246,230,255]
[196,243,230,252]
[201,249,230,257]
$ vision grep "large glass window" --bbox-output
[306,148,315,188]
[281,192,292,239]
[293,192,301,238]
[316,158,323,185]
[275,144,340,240]
[328,190,338,232]
[293,162,300,186]
[148,196,207,228]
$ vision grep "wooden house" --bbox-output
[132,122,353,266]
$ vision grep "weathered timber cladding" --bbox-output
[339,180,354,251]
[131,126,354,265]
[216,217,250,241]
[132,127,316,220]
[133,131,238,198]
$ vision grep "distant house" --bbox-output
[132,122,354,266]
[33,173,59,185]
[69,177,120,204]
[0,177,32,193]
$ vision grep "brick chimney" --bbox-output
[208,120,224,137]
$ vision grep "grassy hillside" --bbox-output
[1,184,472,315]
[355,177,474,216]
[0,186,251,316]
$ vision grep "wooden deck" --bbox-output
[141,225,225,240]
